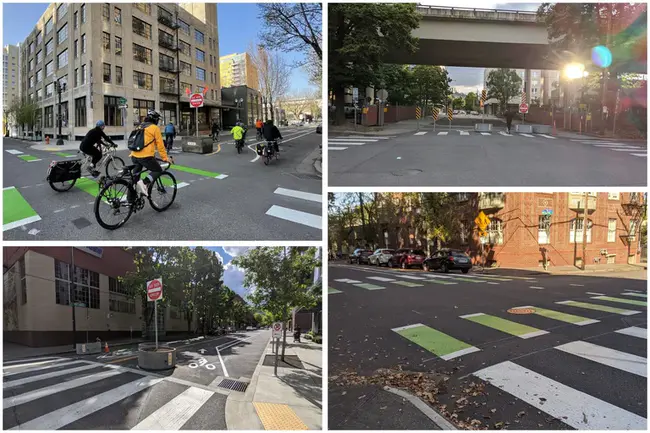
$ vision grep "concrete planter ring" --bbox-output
[137,343,177,371]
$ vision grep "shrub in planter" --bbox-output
[314,335,322,344]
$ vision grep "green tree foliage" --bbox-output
[6,97,40,134]
[329,3,420,125]
[486,69,522,111]
[452,97,465,109]
[464,92,478,112]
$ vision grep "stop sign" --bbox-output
[519,103,529,114]
[189,93,204,108]
[147,278,163,301]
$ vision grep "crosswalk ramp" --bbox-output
[3,357,228,430]
[265,187,322,230]
[571,139,647,158]
[328,136,393,151]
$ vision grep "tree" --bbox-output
[281,91,311,121]
[304,50,322,87]
[411,65,452,110]
[233,247,320,361]
[6,97,40,136]
[486,69,522,112]
[249,45,291,122]
[452,97,465,109]
[258,3,322,61]
[329,3,420,125]
[464,92,478,112]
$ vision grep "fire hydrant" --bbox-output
[45,136,50,145]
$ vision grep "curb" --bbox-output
[314,157,322,175]
[384,386,457,430]
[475,265,646,276]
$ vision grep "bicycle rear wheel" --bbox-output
[105,156,125,177]
[49,178,77,192]
[94,179,134,230]
[148,172,177,212]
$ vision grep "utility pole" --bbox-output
[600,3,612,136]
[55,79,66,145]
[582,192,589,270]
[70,247,77,349]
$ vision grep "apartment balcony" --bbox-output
[621,192,644,216]
[159,63,178,74]
[158,37,179,51]
[158,13,180,30]
[568,193,597,212]
[478,192,505,210]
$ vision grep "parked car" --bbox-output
[368,249,395,266]
[349,248,374,265]
[470,110,479,115]
[423,249,472,273]
[453,110,459,115]
[392,248,426,269]
[459,110,466,115]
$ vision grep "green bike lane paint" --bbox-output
[459,313,549,339]
[3,187,42,231]
[590,295,647,307]
[391,323,481,360]
[17,155,42,162]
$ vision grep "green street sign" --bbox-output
[118,97,127,105]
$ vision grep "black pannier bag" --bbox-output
[47,160,82,182]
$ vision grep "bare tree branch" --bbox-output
[248,44,291,121]
[258,3,322,60]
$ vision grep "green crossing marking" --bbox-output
[622,292,647,298]
[556,300,640,316]
[422,278,457,285]
[328,287,342,294]
[515,306,599,326]
[468,275,512,282]
[354,283,385,291]
[392,323,480,360]
[460,313,549,339]
[3,187,42,231]
[592,296,647,307]
[393,281,423,287]
[74,177,104,197]
[172,164,227,179]
[139,172,176,187]
[445,276,487,283]
[54,152,75,158]
[18,155,41,162]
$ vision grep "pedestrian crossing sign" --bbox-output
[475,211,490,230]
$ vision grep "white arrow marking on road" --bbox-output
[216,347,229,377]
[198,348,207,354]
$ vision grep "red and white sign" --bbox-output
[272,322,283,338]
[189,93,204,108]
[147,278,163,302]
[519,103,529,114]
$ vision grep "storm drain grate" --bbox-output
[218,379,248,392]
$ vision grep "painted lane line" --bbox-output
[556,300,640,315]
[265,205,321,229]
[392,323,480,360]
[519,133,535,138]
[334,279,361,283]
[327,138,379,142]
[4,369,124,409]
[513,306,599,326]
[217,336,253,351]
[460,312,549,339]
[437,131,448,136]
[329,287,342,294]
[216,347,229,377]
[615,327,647,339]
[480,132,491,136]
[530,286,545,290]
[498,131,512,136]
[459,130,470,136]
[610,147,643,150]
[398,275,427,280]
[3,359,84,376]
[367,276,396,282]
[538,134,557,139]
[327,141,366,145]
[569,283,584,287]
[354,283,385,291]
[248,130,314,163]
[486,282,500,285]
[621,292,647,298]
[593,144,628,147]
[414,132,427,136]
[273,187,322,203]
[3,363,98,389]
[473,361,646,430]
[393,281,423,287]
[132,386,214,430]
[10,376,163,430]
[591,295,647,307]
[344,136,393,139]
[3,356,66,366]
[555,340,646,377]
[586,291,605,295]
[631,153,647,157]
[328,147,348,151]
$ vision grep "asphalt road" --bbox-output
[329,263,647,430]
[3,127,322,240]
[3,330,270,430]
[328,125,647,186]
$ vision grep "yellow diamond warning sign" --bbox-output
[474,211,490,231]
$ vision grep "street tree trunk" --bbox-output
[334,86,345,126]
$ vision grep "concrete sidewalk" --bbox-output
[225,339,322,430]
[3,337,146,362]
[479,262,646,276]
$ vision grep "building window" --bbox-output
[58,75,68,92]
[57,23,68,45]
[36,31,43,45]
[57,3,68,20]
[57,50,68,69]
[46,39,54,56]
[160,77,175,93]
[538,215,551,244]
[195,29,205,45]
[45,17,53,35]
[196,67,205,81]
[103,63,111,83]
[159,29,175,48]
[133,44,152,65]
[608,192,620,200]
[81,64,87,84]
[180,61,191,77]
[181,82,191,93]
[29,59,34,71]
[74,68,79,86]
[134,3,151,14]
[116,66,123,85]
[18,257,27,304]
[133,71,153,90]
[570,219,592,243]
[196,48,205,63]
[74,11,78,28]
[133,98,155,124]
[608,218,617,242]
[36,50,42,64]
[109,277,135,314]
[29,76,34,89]
[159,53,175,71]
[81,34,87,54]
[45,83,54,98]
[102,32,111,51]
[81,4,86,23]
[114,7,122,24]
[102,3,110,21]
[482,219,504,245]
[29,42,34,55]
[178,40,191,56]
[36,88,42,100]
[44,105,54,127]
[74,39,78,58]
[132,17,152,39]
[54,260,100,309]
[46,61,54,77]
[114,36,122,56]
[36,69,42,83]
[178,19,190,35]
[75,96,86,126]
[104,96,124,126]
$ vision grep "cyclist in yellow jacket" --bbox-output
[130,110,173,196]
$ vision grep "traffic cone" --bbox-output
[104,342,109,353]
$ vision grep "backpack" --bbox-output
[128,122,155,151]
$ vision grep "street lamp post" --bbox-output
[235,98,244,123]
[54,77,66,146]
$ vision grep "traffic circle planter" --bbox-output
[137,344,177,371]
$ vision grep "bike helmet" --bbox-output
[96,120,105,128]
[145,109,162,124]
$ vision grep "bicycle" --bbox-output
[262,139,280,166]
[93,158,177,230]
[47,140,125,192]
[235,138,245,154]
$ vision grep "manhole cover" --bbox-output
[72,218,92,229]
[391,169,423,177]
[217,379,248,392]
[507,307,536,315]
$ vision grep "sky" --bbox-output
[2,3,314,93]
[204,247,252,300]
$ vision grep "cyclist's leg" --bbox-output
[137,157,163,185]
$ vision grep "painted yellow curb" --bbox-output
[253,402,308,430]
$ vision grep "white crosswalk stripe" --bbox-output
[414,131,427,136]
[265,188,321,230]
[437,131,448,135]
[459,131,469,136]
[576,139,647,157]
[327,135,393,151]
[555,340,646,377]
[132,386,214,430]
[4,363,98,389]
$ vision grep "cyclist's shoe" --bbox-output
[90,169,101,178]
[136,179,149,197]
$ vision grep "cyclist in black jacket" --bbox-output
[80,120,117,176]
[262,120,283,153]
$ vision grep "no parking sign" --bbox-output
[272,322,283,338]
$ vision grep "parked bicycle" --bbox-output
[46,140,125,192]
[93,158,177,230]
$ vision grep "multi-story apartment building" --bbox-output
[219,52,259,91]
[20,3,222,140]
[483,68,562,111]
[3,44,21,136]
[220,85,262,127]
[3,247,189,347]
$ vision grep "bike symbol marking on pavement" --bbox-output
[188,357,217,370]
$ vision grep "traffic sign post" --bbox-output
[189,93,204,138]
[147,278,163,349]
[447,108,453,131]
[415,107,421,131]
[432,107,439,131]
[272,322,283,376]
[481,89,487,123]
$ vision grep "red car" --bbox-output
[391,248,426,269]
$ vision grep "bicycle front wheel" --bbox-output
[94,179,134,230]
[148,172,177,212]
[105,156,125,177]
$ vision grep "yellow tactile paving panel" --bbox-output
[253,402,309,430]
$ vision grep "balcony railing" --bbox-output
[158,37,179,51]
[158,13,180,29]
[568,194,597,212]
[159,63,178,74]
[160,84,179,95]
[478,192,505,210]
